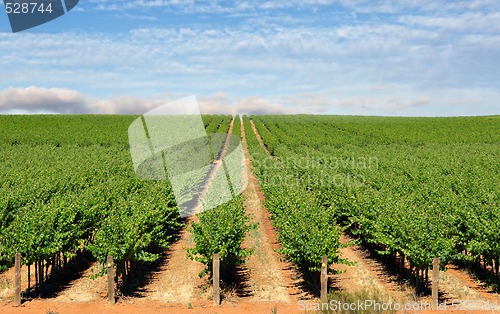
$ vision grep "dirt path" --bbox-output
[1,265,28,303]
[335,237,500,313]
[240,118,291,303]
[0,255,107,304]
[143,225,204,304]
[249,119,271,155]
[249,118,406,302]
[52,261,107,302]
[440,265,500,303]
[145,121,238,304]
[334,234,414,304]
[246,118,322,302]
[0,298,297,314]
[248,118,500,312]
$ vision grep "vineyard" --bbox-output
[0,114,499,312]
[188,115,256,276]
[246,115,499,292]
[0,115,183,293]
[0,114,252,296]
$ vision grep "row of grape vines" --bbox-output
[246,115,499,291]
[189,115,256,275]
[0,116,180,294]
[242,116,344,274]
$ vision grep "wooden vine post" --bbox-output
[107,255,115,305]
[432,258,440,310]
[213,253,220,306]
[321,255,328,303]
[14,253,21,306]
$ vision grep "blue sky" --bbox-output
[0,0,499,115]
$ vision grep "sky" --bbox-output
[0,0,499,116]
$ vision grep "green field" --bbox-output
[0,114,498,293]
[0,114,255,294]
[245,115,499,289]
[0,115,181,282]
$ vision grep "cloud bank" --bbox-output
[1,86,497,116]
[0,87,298,115]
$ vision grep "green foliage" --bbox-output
[188,194,256,275]
[0,115,182,271]
[1,114,498,285]
[245,115,499,274]
[186,115,252,276]
[232,115,242,139]
[243,115,345,271]
[87,183,182,265]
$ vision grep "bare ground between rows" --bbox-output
[249,119,271,155]
[0,252,108,303]
[144,120,239,304]
[337,236,500,308]
[442,265,500,303]
[334,234,414,304]
[240,117,292,303]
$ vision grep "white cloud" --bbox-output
[1,86,498,116]
[335,95,431,112]
[198,93,301,115]
[0,87,170,114]
[400,12,500,33]
[90,0,196,11]
[0,86,89,114]
[1,12,498,95]
[198,92,233,114]
[235,97,291,115]
[88,0,306,12]
[0,87,296,115]
[199,92,331,115]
